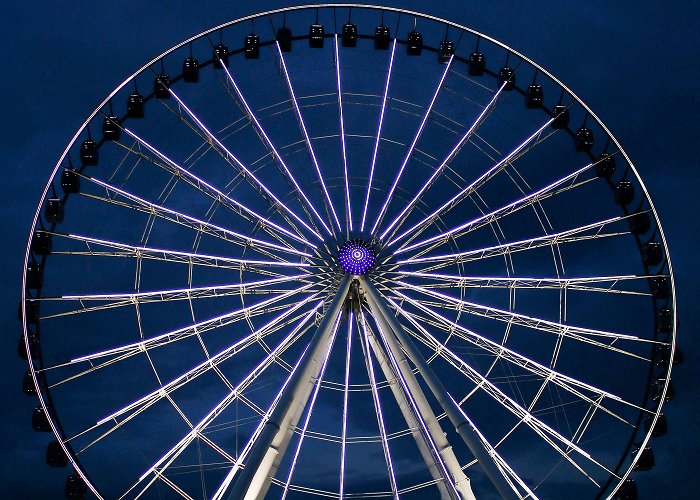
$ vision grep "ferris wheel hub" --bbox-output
[338,239,376,275]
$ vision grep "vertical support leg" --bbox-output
[359,277,519,500]
[362,279,475,500]
[363,316,452,500]
[224,276,352,500]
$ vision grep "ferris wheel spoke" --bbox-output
[380,80,508,242]
[398,214,635,269]
[37,274,310,319]
[216,57,334,238]
[370,55,455,236]
[387,293,646,424]
[47,231,308,272]
[396,282,656,358]
[67,301,321,455]
[396,160,598,256]
[361,39,397,233]
[357,311,400,499]
[382,295,616,484]
[77,172,307,258]
[121,312,318,500]
[165,87,324,241]
[59,284,315,369]
[395,270,658,296]
[339,312,353,498]
[448,395,539,499]
[333,34,354,235]
[389,117,555,248]
[114,131,314,248]
[280,308,343,500]
[276,41,342,234]
[115,134,315,248]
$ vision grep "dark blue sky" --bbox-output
[2,1,698,498]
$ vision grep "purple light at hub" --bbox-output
[338,240,375,275]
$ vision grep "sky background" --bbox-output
[1,1,698,498]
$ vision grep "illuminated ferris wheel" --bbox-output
[20,5,679,499]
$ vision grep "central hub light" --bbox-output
[338,240,375,275]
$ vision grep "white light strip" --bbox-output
[276,41,342,233]
[219,55,333,237]
[335,35,353,234]
[395,160,594,254]
[359,312,400,499]
[120,126,315,247]
[339,313,353,499]
[380,81,507,241]
[361,39,397,232]
[390,117,554,248]
[371,56,454,236]
[86,174,309,257]
[165,88,323,241]
[281,313,343,500]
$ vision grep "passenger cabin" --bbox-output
[213,43,229,67]
[102,115,120,141]
[498,67,515,90]
[614,180,634,205]
[61,168,80,193]
[46,198,64,223]
[277,27,292,52]
[632,446,655,471]
[46,440,68,468]
[342,23,358,47]
[65,474,88,499]
[552,105,569,129]
[244,35,260,59]
[154,74,170,99]
[439,41,454,64]
[469,51,485,75]
[79,140,98,165]
[407,30,423,55]
[127,93,144,118]
[183,57,199,82]
[575,127,594,151]
[596,153,616,178]
[526,84,544,108]
[309,24,324,48]
[642,241,662,266]
[374,25,390,50]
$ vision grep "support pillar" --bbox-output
[360,277,518,500]
[224,276,351,500]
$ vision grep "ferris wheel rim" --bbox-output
[21,5,676,499]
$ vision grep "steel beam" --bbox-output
[360,277,518,500]
[361,278,475,500]
[224,275,351,500]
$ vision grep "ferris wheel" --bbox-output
[20,4,679,499]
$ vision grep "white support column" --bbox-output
[360,277,519,500]
[224,275,352,500]
[361,278,475,500]
[363,315,452,500]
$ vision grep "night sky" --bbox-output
[2,1,698,498]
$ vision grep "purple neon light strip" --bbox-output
[339,313,353,498]
[370,55,454,236]
[361,39,397,232]
[397,215,628,266]
[133,312,317,498]
[280,312,343,500]
[379,81,508,241]
[276,42,342,234]
[389,117,555,249]
[218,57,333,237]
[210,341,314,500]
[335,35,353,234]
[370,313,460,497]
[166,87,324,241]
[395,159,595,255]
[120,126,315,247]
[359,312,400,498]
[86,174,310,257]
